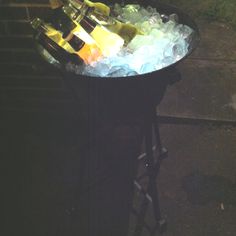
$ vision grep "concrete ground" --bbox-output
[128,19,236,235]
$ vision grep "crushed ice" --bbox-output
[66,4,194,77]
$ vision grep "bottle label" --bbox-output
[80,16,96,34]
[68,34,85,51]
[73,29,96,45]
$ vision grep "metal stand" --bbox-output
[132,110,168,236]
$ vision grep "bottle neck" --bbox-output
[52,5,77,34]
[68,0,85,10]
[62,4,84,22]
[31,18,48,33]
[62,4,80,21]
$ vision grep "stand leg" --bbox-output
[145,122,162,222]
[133,195,149,236]
[133,112,168,235]
[153,113,168,161]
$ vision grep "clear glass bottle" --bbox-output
[63,30,102,64]
[31,18,83,65]
[49,0,72,31]
[63,4,124,56]
[67,0,110,17]
[63,2,142,45]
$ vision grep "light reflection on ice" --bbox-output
[66,4,194,77]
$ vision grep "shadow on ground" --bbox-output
[182,171,236,206]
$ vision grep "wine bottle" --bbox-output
[31,18,83,65]
[63,5,124,56]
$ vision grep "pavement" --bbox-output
[158,19,236,122]
[128,19,236,236]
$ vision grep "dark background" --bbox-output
[1,2,141,236]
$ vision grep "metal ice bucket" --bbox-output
[35,0,200,118]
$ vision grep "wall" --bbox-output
[0,0,75,119]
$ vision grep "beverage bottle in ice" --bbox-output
[66,0,110,17]
[64,1,142,45]
[63,4,124,56]
[49,1,102,63]
[49,0,72,30]
[31,17,83,65]
[105,21,143,45]
[63,30,102,64]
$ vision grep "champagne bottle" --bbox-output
[63,5,124,56]
[31,18,83,65]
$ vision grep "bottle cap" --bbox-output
[50,0,63,9]
[31,18,43,29]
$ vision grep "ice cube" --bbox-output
[172,39,189,59]
[162,56,175,67]
[139,7,152,19]
[84,62,111,77]
[162,20,176,33]
[123,4,140,14]
[146,5,158,15]
[148,14,163,28]
[150,28,164,39]
[169,13,179,23]
[121,4,143,23]
[127,70,139,76]
[121,12,143,24]
[175,24,194,39]
[135,21,152,34]
[128,35,156,51]
[140,62,156,74]
[107,64,131,77]
[129,45,161,73]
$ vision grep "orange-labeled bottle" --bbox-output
[63,4,124,56]
[63,31,102,64]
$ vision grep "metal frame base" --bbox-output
[132,111,168,236]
